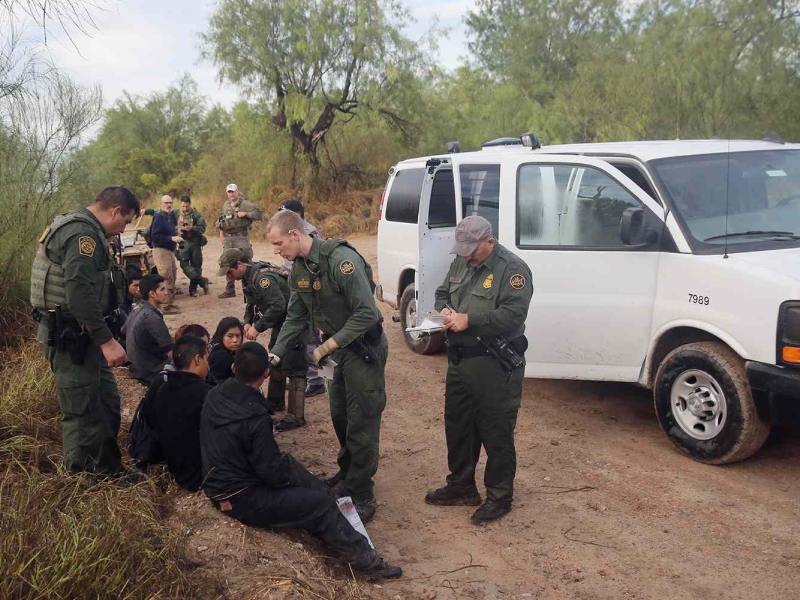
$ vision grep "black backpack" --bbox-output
[127,373,167,467]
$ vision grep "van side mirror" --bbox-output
[620,207,658,247]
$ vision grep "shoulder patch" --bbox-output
[510,273,526,290]
[339,260,355,275]
[259,276,270,288]
[78,235,96,257]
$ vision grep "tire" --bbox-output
[399,283,444,355]
[654,341,770,464]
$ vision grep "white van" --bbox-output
[376,137,800,464]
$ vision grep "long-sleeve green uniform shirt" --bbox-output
[49,207,115,345]
[242,263,290,333]
[434,242,533,347]
[271,237,381,358]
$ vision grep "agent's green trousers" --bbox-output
[179,240,206,291]
[444,354,523,502]
[327,334,388,502]
[46,342,123,474]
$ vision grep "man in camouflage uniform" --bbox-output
[216,248,308,431]
[217,183,262,298]
[425,216,533,523]
[266,210,386,523]
[30,186,144,481]
[176,195,209,297]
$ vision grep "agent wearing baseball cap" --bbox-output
[216,183,262,298]
[424,216,533,524]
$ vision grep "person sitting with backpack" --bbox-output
[131,335,213,491]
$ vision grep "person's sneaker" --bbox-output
[352,557,402,581]
[162,304,181,315]
[217,290,236,298]
[274,417,306,432]
[353,498,377,524]
[111,468,148,486]
[425,484,481,506]
[189,289,199,297]
[305,382,327,397]
[470,499,512,524]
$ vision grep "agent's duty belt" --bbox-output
[451,344,490,360]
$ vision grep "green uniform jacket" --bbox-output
[218,196,262,236]
[434,242,533,346]
[242,263,290,333]
[32,207,115,346]
[272,237,381,358]
[176,207,207,241]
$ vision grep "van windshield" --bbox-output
[651,149,800,250]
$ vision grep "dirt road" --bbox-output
[149,236,800,599]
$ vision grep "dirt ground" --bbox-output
[121,236,800,600]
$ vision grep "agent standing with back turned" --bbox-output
[424,216,533,523]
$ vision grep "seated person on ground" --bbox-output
[142,335,213,492]
[121,274,174,386]
[208,317,243,385]
[121,264,143,319]
[199,342,402,580]
[174,323,210,344]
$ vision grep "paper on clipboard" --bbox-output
[405,312,446,336]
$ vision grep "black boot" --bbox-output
[425,484,481,506]
[470,498,512,523]
[353,498,377,524]
[352,555,402,581]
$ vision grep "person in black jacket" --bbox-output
[143,335,212,491]
[150,195,181,314]
[208,317,244,385]
[199,342,401,580]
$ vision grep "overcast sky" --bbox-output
[12,0,476,111]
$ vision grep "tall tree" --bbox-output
[202,0,431,176]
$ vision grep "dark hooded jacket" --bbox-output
[199,378,293,499]
[143,370,212,491]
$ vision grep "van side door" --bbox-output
[506,155,666,381]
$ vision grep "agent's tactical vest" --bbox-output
[30,212,113,318]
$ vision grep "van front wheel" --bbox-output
[654,341,770,464]
[399,283,444,355]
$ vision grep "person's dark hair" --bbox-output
[124,264,143,283]
[175,323,210,342]
[173,335,208,370]
[94,186,141,216]
[140,273,164,302]
[233,342,269,384]
[180,195,191,204]
[211,316,244,345]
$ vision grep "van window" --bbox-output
[385,168,425,224]
[428,170,457,228]
[460,164,500,235]
[517,164,644,248]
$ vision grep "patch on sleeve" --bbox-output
[509,273,526,290]
[259,276,270,288]
[339,260,355,275]
[78,236,96,257]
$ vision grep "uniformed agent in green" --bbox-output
[30,186,144,481]
[425,216,533,523]
[176,195,209,297]
[217,183,263,298]
[266,210,387,524]
[217,247,308,429]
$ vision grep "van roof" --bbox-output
[393,139,800,169]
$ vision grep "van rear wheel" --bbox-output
[654,341,770,464]
[399,283,444,355]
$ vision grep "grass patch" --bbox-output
[0,342,192,599]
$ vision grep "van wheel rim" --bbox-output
[671,369,727,441]
[406,298,421,341]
